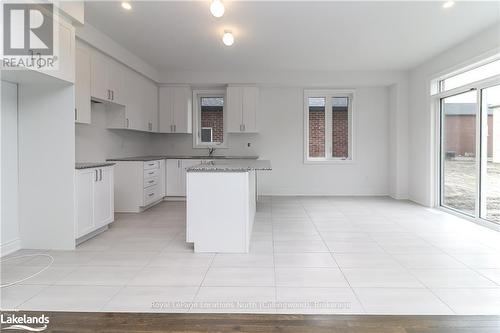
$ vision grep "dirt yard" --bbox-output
[443,158,500,223]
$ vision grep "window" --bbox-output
[436,57,500,225]
[433,58,500,94]
[304,90,353,162]
[193,90,227,148]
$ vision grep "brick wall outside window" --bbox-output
[309,107,325,157]
[201,106,224,143]
[309,106,349,158]
[332,107,348,157]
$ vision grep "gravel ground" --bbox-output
[443,158,500,223]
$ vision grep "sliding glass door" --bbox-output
[440,83,500,224]
[441,90,478,216]
[480,84,500,224]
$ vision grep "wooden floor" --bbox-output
[1,312,500,333]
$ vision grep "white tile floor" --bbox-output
[1,196,500,314]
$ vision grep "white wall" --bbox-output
[18,82,75,249]
[388,79,409,200]
[76,103,153,162]
[408,24,500,206]
[152,83,392,196]
[1,81,20,255]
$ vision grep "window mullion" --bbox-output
[325,95,333,158]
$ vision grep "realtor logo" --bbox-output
[3,3,54,56]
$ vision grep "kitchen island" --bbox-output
[186,160,272,253]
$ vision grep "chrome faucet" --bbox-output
[208,147,215,157]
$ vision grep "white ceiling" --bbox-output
[84,1,500,72]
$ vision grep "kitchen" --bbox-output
[1,1,500,331]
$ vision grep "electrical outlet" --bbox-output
[247,142,251,147]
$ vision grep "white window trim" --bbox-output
[303,89,355,164]
[192,89,228,149]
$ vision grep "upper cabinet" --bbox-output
[158,86,192,133]
[75,45,91,124]
[227,85,259,133]
[119,69,158,132]
[81,44,158,132]
[90,52,125,105]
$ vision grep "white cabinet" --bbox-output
[227,85,259,133]
[53,18,76,84]
[75,46,91,124]
[165,159,202,197]
[114,160,165,212]
[159,86,192,133]
[93,168,114,228]
[75,166,114,239]
[91,51,125,105]
[166,159,183,196]
[107,69,158,132]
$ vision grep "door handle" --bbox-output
[99,169,103,181]
[112,90,114,101]
[75,108,77,121]
[95,170,98,182]
[107,89,110,100]
[126,118,129,128]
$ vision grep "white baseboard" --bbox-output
[0,238,21,257]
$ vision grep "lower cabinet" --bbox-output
[114,160,165,212]
[75,166,114,239]
[165,159,202,197]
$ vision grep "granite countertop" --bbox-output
[187,160,272,172]
[75,162,116,170]
[107,155,259,161]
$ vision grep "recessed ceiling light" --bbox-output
[442,1,454,9]
[222,31,234,46]
[121,2,132,10]
[210,0,225,18]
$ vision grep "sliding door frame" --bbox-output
[434,74,500,229]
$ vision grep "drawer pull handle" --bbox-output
[148,180,154,184]
[148,193,154,197]
[149,172,154,175]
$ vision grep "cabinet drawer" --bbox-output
[144,160,160,170]
[143,176,159,189]
[144,168,160,179]
[143,185,160,205]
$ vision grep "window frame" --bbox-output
[303,89,355,164]
[192,89,228,149]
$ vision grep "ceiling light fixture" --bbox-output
[442,1,454,9]
[222,31,234,46]
[121,2,132,10]
[210,0,225,18]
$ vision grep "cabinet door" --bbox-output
[75,47,91,124]
[75,169,95,238]
[165,159,183,196]
[53,19,75,83]
[159,87,174,133]
[142,78,158,132]
[108,60,125,106]
[93,167,114,228]
[91,52,109,101]
[180,160,201,196]
[242,86,258,132]
[123,70,146,131]
[226,86,243,132]
[173,86,192,133]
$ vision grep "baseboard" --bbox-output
[0,238,21,257]
[258,193,390,197]
[163,196,186,202]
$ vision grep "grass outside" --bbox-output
[443,158,500,223]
